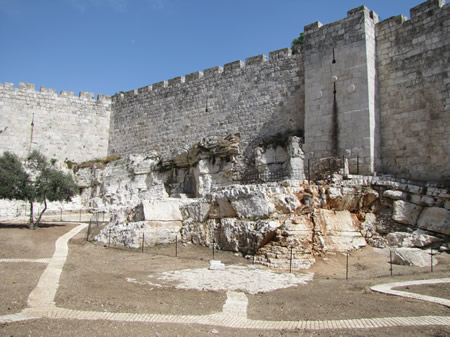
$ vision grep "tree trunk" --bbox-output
[34,194,47,229]
[29,202,34,230]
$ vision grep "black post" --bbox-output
[357,155,360,175]
[103,211,105,223]
[389,250,393,276]
[60,208,63,222]
[212,239,215,260]
[430,247,433,272]
[253,238,256,265]
[141,233,145,253]
[289,247,293,273]
[175,234,178,257]
[96,212,99,227]
[346,252,349,280]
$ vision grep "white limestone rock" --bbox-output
[75,167,94,188]
[386,231,441,248]
[361,188,379,207]
[215,197,237,218]
[180,200,210,222]
[391,247,437,267]
[209,260,225,270]
[229,191,275,219]
[137,199,184,221]
[180,218,214,246]
[409,194,436,207]
[272,194,301,214]
[127,152,160,175]
[417,207,450,235]
[216,218,280,254]
[326,187,360,211]
[383,190,407,200]
[392,200,423,225]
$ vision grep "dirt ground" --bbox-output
[1,223,449,337]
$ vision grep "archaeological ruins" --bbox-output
[0,0,448,269]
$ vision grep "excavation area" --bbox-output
[0,223,449,337]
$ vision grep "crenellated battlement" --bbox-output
[0,82,111,103]
[376,0,448,36]
[113,47,300,101]
[410,0,446,20]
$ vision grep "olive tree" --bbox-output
[0,150,79,229]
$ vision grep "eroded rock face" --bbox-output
[313,209,366,253]
[386,231,442,248]
[214,218,280,254]
[96,220,182,248]
[69,142,449,271]
[229,191,275,219]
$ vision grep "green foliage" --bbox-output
[0,150,79,228]
[65,159,73,170]
[291,32,304,54]
[0,152,30,201]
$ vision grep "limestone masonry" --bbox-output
[0,0,448,183]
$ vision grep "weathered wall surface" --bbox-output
[0,82,111,163]
[108,49,304,161]
[376,0,449,182]
[303,6,379,175]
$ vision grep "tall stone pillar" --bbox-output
[303,6,379,175]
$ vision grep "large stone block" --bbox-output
[138,200,183,221]
[392,248,437,267]
[392,200,423,226]
[230,191,275,219]
[417,207,450,235]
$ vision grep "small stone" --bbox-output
[209,260,225,270]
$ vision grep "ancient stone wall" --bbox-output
[0,82,111,163]
[108,49,305,161]
[375,0,449,182]
[0,0,448,184]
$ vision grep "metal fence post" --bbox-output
[346,252,349,280]
[389,250,393,276]
[357,155,360,175]
[86,219,91,241]
[289,247,293,273]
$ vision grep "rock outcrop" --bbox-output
[64,135,450,270]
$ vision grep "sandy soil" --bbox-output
[397,283,450,299]
[1,223,450,337]
[0,222,77,259]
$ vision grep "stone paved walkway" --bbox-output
[1,223,449,331]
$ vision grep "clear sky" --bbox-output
[0,0,426,97]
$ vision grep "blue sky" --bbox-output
[0,0,425,96]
